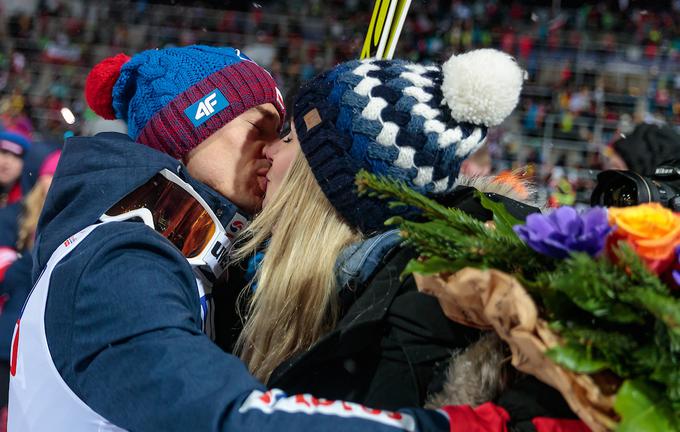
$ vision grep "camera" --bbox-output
[591,159,680,210]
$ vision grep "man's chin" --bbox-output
[238,193,263,216]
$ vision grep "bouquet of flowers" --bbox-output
[356,171,680,432]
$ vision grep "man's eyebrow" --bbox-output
[254,105,281,128]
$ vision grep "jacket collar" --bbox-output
[335,229,401,288]
[335,229,401,308]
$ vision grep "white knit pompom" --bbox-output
[441,49,525,127]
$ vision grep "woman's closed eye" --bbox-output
[279,121,291,139]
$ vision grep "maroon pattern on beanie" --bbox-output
[138,61,285,160]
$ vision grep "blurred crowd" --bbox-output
[2,0,680,205]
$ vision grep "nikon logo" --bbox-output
[655,167,674,175]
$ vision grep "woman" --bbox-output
[232,49,585,431]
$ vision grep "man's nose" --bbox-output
[262,141,278,161]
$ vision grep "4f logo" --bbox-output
[185,89,230,127]
[195,92,218,120]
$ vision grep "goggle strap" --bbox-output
[100,208,155,229]
[195,229,233,280]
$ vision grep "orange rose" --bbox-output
[607,203,680,273]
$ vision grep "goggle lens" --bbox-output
[106,173,217,259]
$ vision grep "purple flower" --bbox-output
[513,207,612,259]
[672,246,680,287]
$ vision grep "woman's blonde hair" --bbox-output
[233,151,361,382]
[17,176,51,251]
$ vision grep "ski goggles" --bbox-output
[101,169,248,279]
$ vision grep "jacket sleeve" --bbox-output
[45,222,451,432]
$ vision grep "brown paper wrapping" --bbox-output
[415,268,619,432]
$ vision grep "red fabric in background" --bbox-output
[532,417,591,432]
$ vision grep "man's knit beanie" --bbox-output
[612,123,680,175]
[85,45,285,160]
[293,48,525,233]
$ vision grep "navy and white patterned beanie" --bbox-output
[293,48,525,234]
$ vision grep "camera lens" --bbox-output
[601,182,639,207]
[591,170,650,207]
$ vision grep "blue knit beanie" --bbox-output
[294,49,525,234]
[0,131,31,157]
[86,45,285,160]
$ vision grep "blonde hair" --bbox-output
[233,152,361,382]
[17,176,51,251]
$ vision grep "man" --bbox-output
[7,45,507,432]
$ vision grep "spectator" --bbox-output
[0,130,29,208]
[461,145,492,177]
